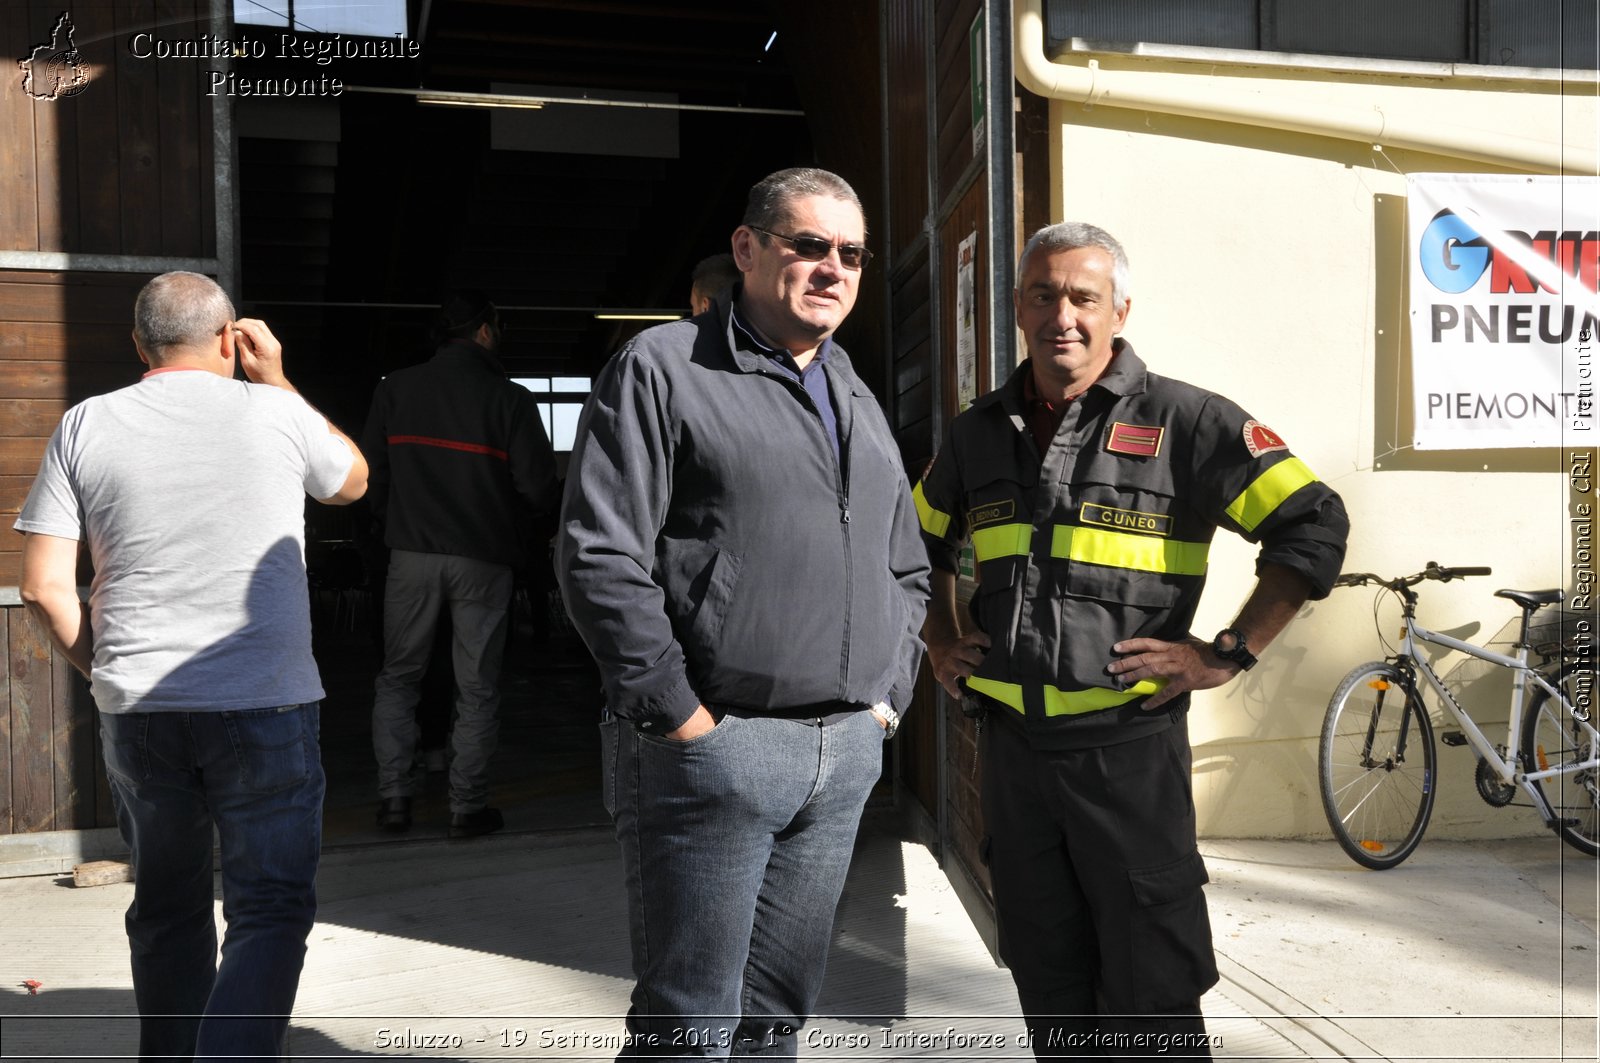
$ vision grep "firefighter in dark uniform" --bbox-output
[915,222,1348,1059]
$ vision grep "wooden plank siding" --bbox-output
[0,609,10,833]
[935,177,992,902]
[0,606,105,836]
[8,604,56,832]
[933,0,983,208]
[0,270,154,580]
[882,3,940,827]
[881,0,1001,907]
[885,0,930,263]
[1,1,219,835]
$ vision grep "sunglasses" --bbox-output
[751,226,873,270]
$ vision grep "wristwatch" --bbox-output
[1211,628,1259,671]
[871,702,900,739]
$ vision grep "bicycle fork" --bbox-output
[1363,665,1420,774]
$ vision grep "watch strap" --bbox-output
[1212,627,1259,671]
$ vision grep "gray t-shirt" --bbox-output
[14,370,355,713]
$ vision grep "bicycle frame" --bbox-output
[1401,615,1600,815]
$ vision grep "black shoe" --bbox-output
[376,796,412,832]
[449,807,504,838]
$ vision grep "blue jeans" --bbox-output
[100,704,325,1063]
[602,709,884,1061]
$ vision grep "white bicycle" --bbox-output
[1320,563,1599,869]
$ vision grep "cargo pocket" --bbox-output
[1126,851,1219,1010]
[1062,557,1188,611]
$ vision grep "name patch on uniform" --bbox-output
[1106,421,1164,458]
[1079,502,1172,537]
[968,499,1016,529]
[1242,419,1289,458]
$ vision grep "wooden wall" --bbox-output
[2,1,220,835]
[1,1,216,260]
[933,0,984,207]
[2,0,217,578]
[882,1,938,828]
[882,0,1006,906]
[2,606,108,834]
[2,271,152,577]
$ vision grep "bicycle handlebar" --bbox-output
[1334,562,1493,590]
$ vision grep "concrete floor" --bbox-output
[1,595,1595,1060]
[2,822,1595,1061]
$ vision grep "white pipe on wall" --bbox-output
[1013,0,1598,176]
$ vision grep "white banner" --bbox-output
[1407,173,1599,449]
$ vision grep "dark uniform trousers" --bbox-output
[982,714,1217,1060]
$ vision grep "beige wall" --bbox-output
[1037,56,1596,840]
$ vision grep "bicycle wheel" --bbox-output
[1320,661,1437,869]
[1519,659,1600,856]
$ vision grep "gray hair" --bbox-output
[133,272,235,358]
[1016,222,1130,309]
[742,167,866,237]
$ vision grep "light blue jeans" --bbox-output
[100,703,324,1063]
[602,709,884,1060]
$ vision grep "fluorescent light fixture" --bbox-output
[417,90,544,110]
[764,31,777,52]
[347,84,802,117]
[593,313,683,321]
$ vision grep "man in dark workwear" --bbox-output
[365,292,558,838]
[915,222,1349,1058]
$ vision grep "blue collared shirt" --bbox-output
[729,305,841,463]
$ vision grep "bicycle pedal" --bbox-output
[1440,731,1468,747]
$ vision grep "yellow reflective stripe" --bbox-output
[1225,458,1318,533]
[972,523,1032,561]
[966,677,1024,713]
[964,678,1168,717]
[1043,679,1167,717]
[1049,525,1209,576]
[912,481,951,538]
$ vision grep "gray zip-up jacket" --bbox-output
[556,300,930,733]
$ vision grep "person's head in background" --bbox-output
[434,289,502,351]
[689,253,741,317]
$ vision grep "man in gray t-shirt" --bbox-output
[15,271,366,1061]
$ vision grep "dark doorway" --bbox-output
[221,1,840,842]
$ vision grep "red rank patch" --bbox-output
[1243,420,1288,457]
[1106,421,1164,458]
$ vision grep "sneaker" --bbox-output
[448,807,504,839]
[376,796,412,832]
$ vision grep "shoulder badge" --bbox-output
[1106,421,1164,458]
[1242,420,1288,458]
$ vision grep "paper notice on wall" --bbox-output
[957,230,978,410]
[1408,173,1599,449]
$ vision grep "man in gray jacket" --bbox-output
[558,168,929,1059]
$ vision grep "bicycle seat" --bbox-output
[1494,588,1563,610]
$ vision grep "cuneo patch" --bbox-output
[1079,502,1172,537]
